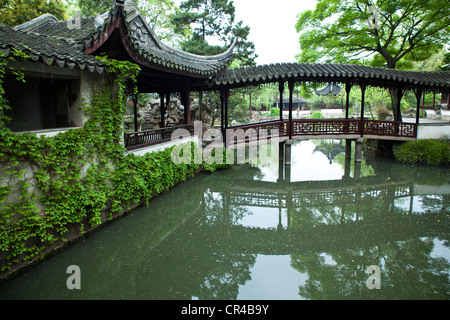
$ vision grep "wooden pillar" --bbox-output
[432,91,435,109]
[288,81,294,140]
[181,85,191,125]
[166,92,170,125]
[159,92,165,128]
[360,81,366,137]
[396,87,404,122]
[133,94,138,132]
[414,87,422,137]
[355,137,363,163]
[279,81,285,121]
[345,82,352,119]
[220,91,225,138]
[199,90,203,122]
[224,89,229,130]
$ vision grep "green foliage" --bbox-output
[172,0,257,65]
[0,53,229,273]
[310,112,324,119]
[296,0,450,69]
[269,107,280,117]
[0,0,67,27]
[394,139,450,165]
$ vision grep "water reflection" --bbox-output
[0,140,448,300]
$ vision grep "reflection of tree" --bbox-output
[289,198,450,299]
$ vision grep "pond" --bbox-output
[0,139,449,300]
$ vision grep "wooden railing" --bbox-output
[124,124,194,150]
[363,120,416,138]
[291,119,361,136]
[228,119,417,141]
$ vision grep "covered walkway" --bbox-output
[192,62,449,146]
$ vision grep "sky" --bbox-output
[173,0,317,65]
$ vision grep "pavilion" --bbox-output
[0,0,449,152]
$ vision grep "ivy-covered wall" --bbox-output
[0,53,229,281]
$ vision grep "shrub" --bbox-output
[269,107,280,116]
[310,111,324,119]
[393,139,450,165]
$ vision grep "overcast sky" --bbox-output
[173,0,316,65]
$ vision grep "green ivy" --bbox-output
[0,53,230,274]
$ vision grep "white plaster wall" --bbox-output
[417,124,450,140]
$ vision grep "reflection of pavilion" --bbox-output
[135,167,448,299]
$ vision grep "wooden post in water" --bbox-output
[355,137,363,163]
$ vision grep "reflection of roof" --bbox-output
[1,0,235,78]
[315,82,342,96]
[193,62,450,91]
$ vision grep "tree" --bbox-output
[76,0,186,45]
[296,0,450,121]
[172,0,257,66]
[0,0,67,27]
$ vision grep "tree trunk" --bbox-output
[389,89,402,122]
[386,60,402,122]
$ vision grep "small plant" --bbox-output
[269,107,280,117]
[310,111,324,119]
[393,139,450,165]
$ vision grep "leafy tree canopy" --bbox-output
[75,0,186,45]
[0,0,67,27]
[296,0,450,70]
[172,0,257,66]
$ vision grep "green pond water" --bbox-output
[0,139,449,300]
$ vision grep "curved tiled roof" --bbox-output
[194,62,450,91]
[0,23,106,74]
[9,0,235,78]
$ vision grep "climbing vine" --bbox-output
[0,53,229,275]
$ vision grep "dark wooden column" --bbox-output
[279,81,285,121]
[288,81,294,140]
[159,91,165,128]
[414,87,422,137]
[220,91,225,138]
[198,90,203,122]
[133,93,138,132]
[181,84,191,125]
[396,87,404,122]
[345,82,352,119]
[224,89,229,130]
[360,81,366,137]
[166,92,170,125]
